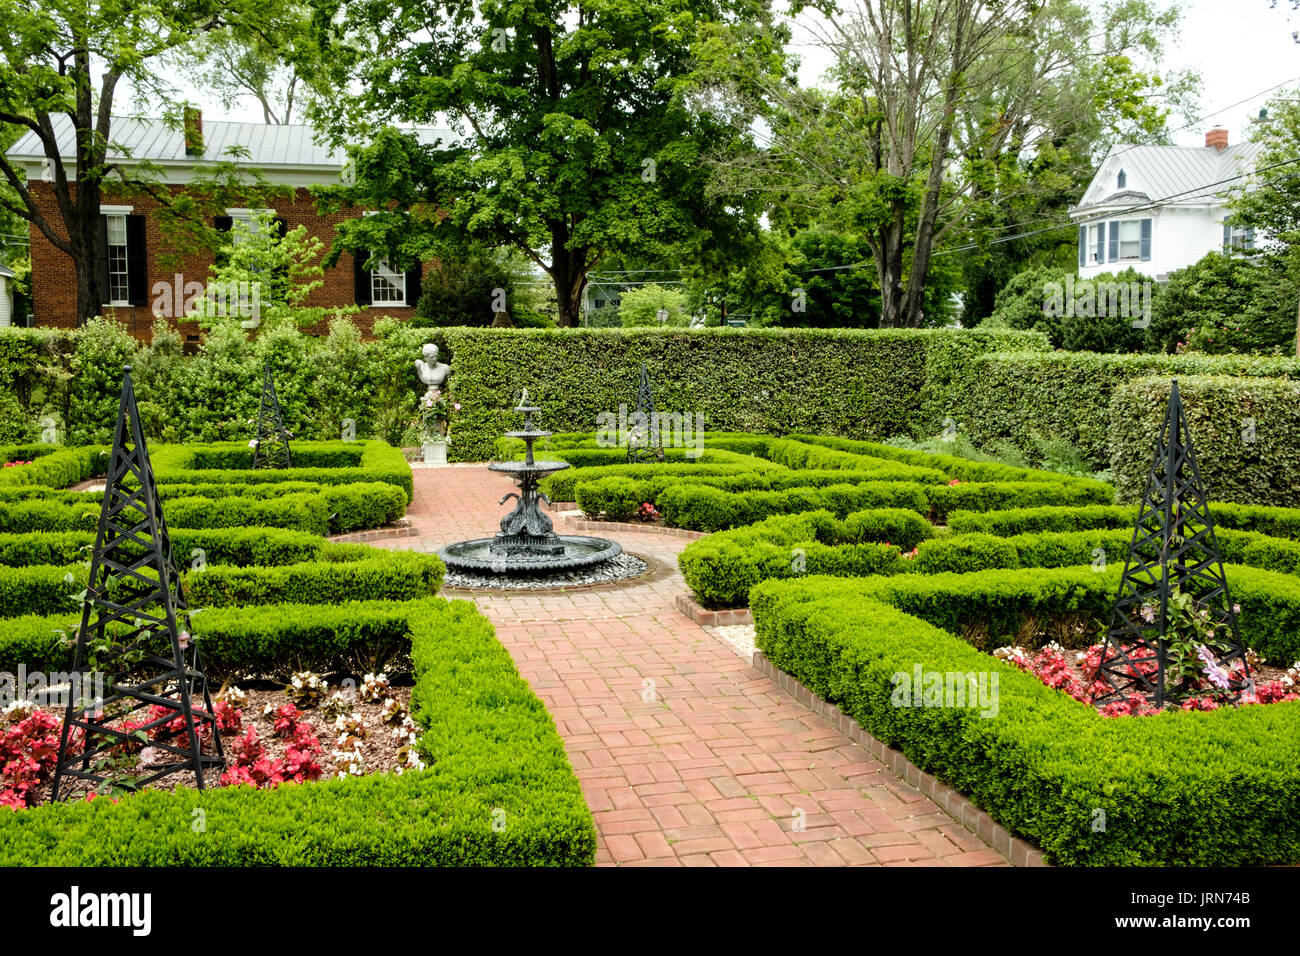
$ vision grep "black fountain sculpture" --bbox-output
[438,392,622,575]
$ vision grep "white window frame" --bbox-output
[1226,223,1256,252]
[1087,224,1104,264]
[224,208,276,245]
[370,256,407,306]
[1117,219,1143,261]
[104,212,131,306]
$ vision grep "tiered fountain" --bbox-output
[438,392,623,577]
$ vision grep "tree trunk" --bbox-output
[71,204,103,326]
[549,234,588,327]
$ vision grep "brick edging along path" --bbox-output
[378,465,1012,866]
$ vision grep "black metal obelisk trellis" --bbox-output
[627,362,665,463]
[1092,380,1251,708]
[50,367,224,800]
[252,362,292,469]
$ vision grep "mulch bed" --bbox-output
[18,680,417,808]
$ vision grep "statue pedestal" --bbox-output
[423,441,448,466]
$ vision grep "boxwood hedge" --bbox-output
[0,598,596,866]
[751,573,1300,866]
[149,440,414,502]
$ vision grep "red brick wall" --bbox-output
[26,182,425,341]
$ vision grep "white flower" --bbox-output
[248,439,259,448]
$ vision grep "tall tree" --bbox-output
[307,0,786,326]
[177,12,308,124]
[701,0,1195,327]
[0,0,289,325]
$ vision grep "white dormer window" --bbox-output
[1117,169,1127,189]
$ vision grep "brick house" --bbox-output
[5,112,449,342]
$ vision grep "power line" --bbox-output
[792,156,1300,273]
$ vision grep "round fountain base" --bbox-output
[441,549,646,591]
[438,535,623,575]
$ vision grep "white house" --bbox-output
[1070,127,1262,281]
[0,263,13,328]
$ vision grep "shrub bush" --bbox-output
[0,446,106,489]
[0,550,445,619]
[952,351,1300,470]
[750,573,1300,865]
[150,440,414,502]
[1110,375,1300,506]
[0,597,596,866]
[574,477,645,521]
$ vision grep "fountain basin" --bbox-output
[489,460,571,475]
[438,535,622,573]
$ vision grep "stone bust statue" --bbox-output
[415,343,450,390]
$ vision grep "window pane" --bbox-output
[371,258,406,305]
[106,215,129,302]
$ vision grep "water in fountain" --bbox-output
[438,394,625,577]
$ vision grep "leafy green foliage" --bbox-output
[0,598,595,865]
[750,573,1300,865]
[1110,374,1300,506]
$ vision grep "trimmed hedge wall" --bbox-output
[952,351,1300,471]
[0,598,596,866]
[0,550,445,620]
[1111,375,1300,506]
[150,440,414,502]
[443,327,1047,461]
[0,528,328,568]
[751,573,1300,865]
[0,445,106,489]
[0,483,407,536]
[948,501,1300,540]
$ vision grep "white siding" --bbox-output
[1078,205,1230,281]
[0,276,10,328]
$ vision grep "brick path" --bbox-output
[378,465,1005,867]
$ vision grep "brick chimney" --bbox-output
[183,107,204,157]
[1205,126,1229,151]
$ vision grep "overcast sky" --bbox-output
[785,0,1300,148]
[176,0,1299,151]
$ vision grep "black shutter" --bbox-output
[353,252,371,305]
[96,216,109,302]
[405,260,423,306]
[125,215,147,305]
[1078,225,1086,267]
[273,217,290,286]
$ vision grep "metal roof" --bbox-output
[1074,139,1263,213]
[5,115,456,169]
[0,263,13,278]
